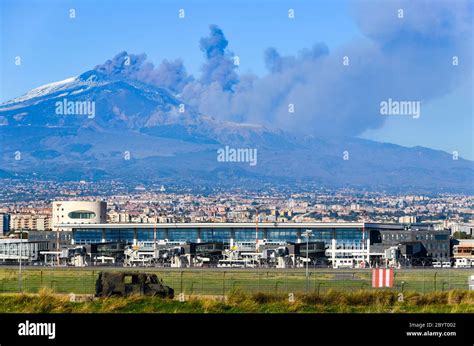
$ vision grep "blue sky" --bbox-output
[1,0,472,159]
[1,0,359,96]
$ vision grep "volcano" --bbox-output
[0,70,472,193]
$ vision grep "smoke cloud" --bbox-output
[94,51,147,77]
[95,1,472,137]
[264,43,329,73]
[198,24,239,91]
[94,52,193,94]
[183,1,471,136]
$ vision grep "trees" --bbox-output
[452,231,472,239]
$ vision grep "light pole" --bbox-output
[303,230,312,291]
[255,206,260,253]
[19,228,23,292]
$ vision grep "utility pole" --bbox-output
[153,221,157,266]
[303,230,312,291]
[362,224,365,268]
[56,229,60,266]
[154,221,157,250]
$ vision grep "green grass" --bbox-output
[0,267,472,295]
[0,289,472,313]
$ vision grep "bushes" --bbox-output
[251,292,286,304]
[447,290,474,304]
[242,289,473,311]
[0,290,472,313]
[301,290,397,306]
[404,290,474,306]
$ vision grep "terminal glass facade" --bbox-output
[72,226,366,245]
[105,229,134,243]
[137,230,165,241]
[75,229,102,244]
[266,230,299,242]
[335,228,365,250]
[168,229,197,241]
[234,229,264,241]
[310,230,333,243]
[201,229,230,242]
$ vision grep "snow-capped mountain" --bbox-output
[0,70,472,193]
[0,70,287,146]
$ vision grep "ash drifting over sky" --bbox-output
[94,0,472,137]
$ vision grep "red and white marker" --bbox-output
[372,268,394,288]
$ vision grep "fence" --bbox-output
[0,268,472,295]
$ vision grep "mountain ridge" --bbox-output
[0,71,472,193]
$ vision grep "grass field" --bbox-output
[0,289,472,313]
[0,267,472,295]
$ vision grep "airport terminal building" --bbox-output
[57,221,451,264]
[46,200,452,266]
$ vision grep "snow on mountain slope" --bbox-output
[2,77,82,106]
